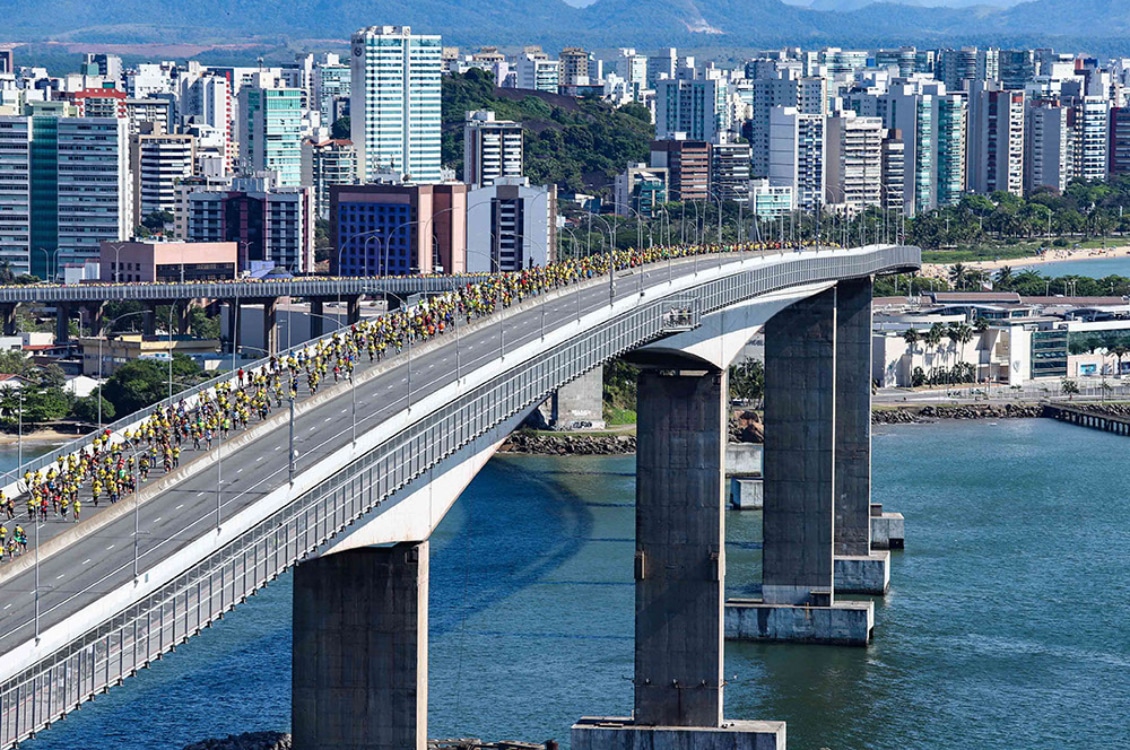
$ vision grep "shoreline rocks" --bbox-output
[183,732,291,750]
[499,432,636,455]
[871,403,1045,423]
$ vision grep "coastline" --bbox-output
[501,403,1053,454]
[0,428,77,445]
[920,244,1130,281]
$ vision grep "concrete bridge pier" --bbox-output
[725,287,874,646]
[263,298,279,356]
[832,278,890,595]
[574,368,785,750]
[292,542,428,750]
[310,299,326,338]
[54,302,73,345]
[0,304,16,336]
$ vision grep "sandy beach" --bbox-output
[0,428,80,446]
[921,244,1130,281]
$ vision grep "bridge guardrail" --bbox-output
[0,245,920,748]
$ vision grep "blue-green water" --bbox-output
[1016,255,1130,279]
[17,420,1130,749]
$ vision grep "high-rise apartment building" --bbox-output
[329,182,466,275]
[710,142,752,203]
[131,127,195,224]
[768,107,825,212]
[239,82,303,187]
[185,175,314,274]
[615,163,668,218]
[350,25,443,183]
[312,55,351,127]
[1025,100,1070,192]
[867,80,966,215]
[750,71,825,177]
[0,105,130,277]
[1070,96,1110,182]
[655,75,721,143]
[559,48,591,87]
[466,178,556,272]
[826,112,883,213]
[880,129,906,216]
[463,110,523,188]
[301,139,358,220]
[514,53,559,93]
[967,81,1025,196]
[1110,106,1130,176]
[650,138,711,202]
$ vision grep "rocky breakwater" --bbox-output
[872,403,1044,424]
[500,432,636,455]
[183,733,291,750]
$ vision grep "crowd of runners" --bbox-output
[0,240,806,560]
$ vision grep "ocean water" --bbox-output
[16,419,1130,750]
[1015,255,1130,279]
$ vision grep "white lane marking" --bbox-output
[324,417,333,422]
[82,559,91,565]
[55,574,64,580]
[196,492,205,498]
[308,426,317,432]
[3,604,9,610]
[275,445,281,451]
[340,408,348,414]
[256,456,264,462]
[153,517,161,523]
[107,544,115,550]
[236,468,244,474]
[175,504,184,510]
[387,385,393,390]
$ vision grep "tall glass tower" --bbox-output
[350,26,442,184]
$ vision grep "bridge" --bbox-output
[0,244,919,750]
[0,275,485,347]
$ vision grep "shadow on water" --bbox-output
[429,456,597,635]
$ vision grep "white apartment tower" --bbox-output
[464,110,523,188]
[967,80,1025,197]
[768,106,825,212]
[350,25,443,183]
[826,112,884,213]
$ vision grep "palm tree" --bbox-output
[925,323,945,371]
[903,327,921,355]
[995,265,1014,290]
[949,263,968,290]
[973,317,990,333]
[1112,345,1129,378]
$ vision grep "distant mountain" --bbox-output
[5,0,1130,54]
[6,0,581,46]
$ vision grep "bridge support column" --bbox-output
[263,298,278,356]
[55,303,71,345]
[833,278,889,595]
[1,304,18,336]
[142,303,158,337]
[346,295,362,326]
[574,368,785,750]
[176,303,191,336]
[85,302,105,338]
[310,299,325,339]
[292,543,428,750]
[226,302,239,357]
[725,287,873,645]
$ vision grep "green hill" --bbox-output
[442,68,654,195]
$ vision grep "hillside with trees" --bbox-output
[442,69,654,195]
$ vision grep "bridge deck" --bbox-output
[0,246,920,748]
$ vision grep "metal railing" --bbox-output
[0,245,919,748]
[0,275,492,305]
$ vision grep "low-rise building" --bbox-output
[99,240,237,282]
[79,334,221,377]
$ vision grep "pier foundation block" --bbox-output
[573,718,785,750]
[725,598,873,646]
[834,551,890,594]
[870,505,905,550]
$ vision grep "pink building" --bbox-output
[99,240,237,283]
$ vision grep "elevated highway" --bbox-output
[0,244,919,749]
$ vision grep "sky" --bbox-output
[560,0,1022,7]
